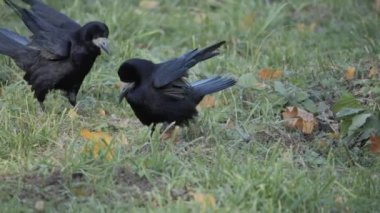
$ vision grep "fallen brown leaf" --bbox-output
[258,68,283,80]
[190,192,216,211]
[345,66,356,80]
[370,135,380,153]
[198,95,216,109]
[282,106,317,134]
[80,129,114,160]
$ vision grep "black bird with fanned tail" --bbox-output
[118,41,236,132]
[0,0,110,110]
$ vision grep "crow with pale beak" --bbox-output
[0,0,110,109]
[118,41,236,133]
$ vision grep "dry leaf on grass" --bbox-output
[80,129,114,160]
[370,135,380,154]
[258,68,283,80]
[345,66,356,80]
[198,95,216,109]
[282,106,317,134]
[190,192,216,211]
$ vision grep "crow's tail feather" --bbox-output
[185,41,226,68]
[0,28,28,58]
[192,76,236,97]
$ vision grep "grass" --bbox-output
[0,0,380,212]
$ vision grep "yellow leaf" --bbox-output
[190,192,216,211]
[198,95,216,109]
[80,129,114,160]
[345,66,356,80]
[258,68,283,80]
[282,106,317,134]
[139,0,159,9]
[68,108,79,120]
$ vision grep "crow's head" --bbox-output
[80,21,110,54]
[117,59,155,102]
[118,58,155,83]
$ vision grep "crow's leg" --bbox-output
[150,123,157,137]
[67,92,77,107]
[38,101,45,112]
[35,89,47,112]
[66,87,79,107]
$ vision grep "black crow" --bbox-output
[118,41,236,132]
[0,0,110,109]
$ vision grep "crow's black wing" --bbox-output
[29,34,71,60]
[5,0,74,59]
[21,0,81,31]
[153,41,225,88]
[159,78,191,99]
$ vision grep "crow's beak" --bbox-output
[119,83,134,103]
[93,37,110,54]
